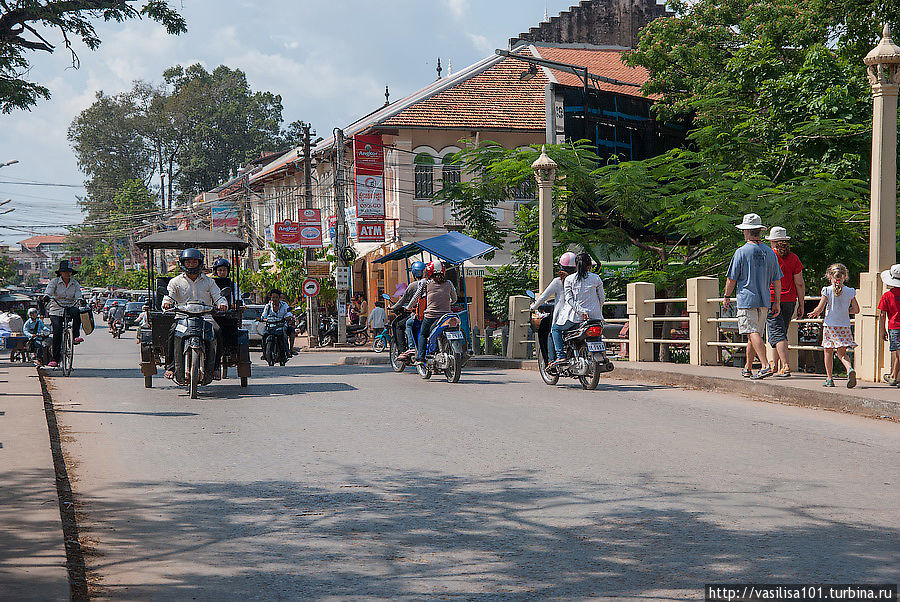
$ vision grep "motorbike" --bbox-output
[261,318,289,366]
[318,315,368,347]
[415,311,469,383]
[171,301,217,399]
[528,293,614,390]
[388,308,417,372]
[109,317,124,338]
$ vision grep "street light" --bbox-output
[532,146,558,290]
[0,160,18,168]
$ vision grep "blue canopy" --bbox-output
[373,231,496,266]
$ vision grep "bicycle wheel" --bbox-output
[62,328,73,377]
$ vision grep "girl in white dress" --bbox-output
[807,263,859,388]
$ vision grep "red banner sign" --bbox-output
[298,208,323,248]
[357,220,385,242]
[274,220,301,246]
[353,135,386,220]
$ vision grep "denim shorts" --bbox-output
[766,302,794,345]
[890,329,900,352]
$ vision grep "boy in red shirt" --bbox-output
[878,264,900,385]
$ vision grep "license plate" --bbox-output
[587,341,606,353]
[444,331,463,340]
[175,323,188,334]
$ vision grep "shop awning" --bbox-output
[372,231,497,266]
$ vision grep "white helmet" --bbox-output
[559,252,577,268]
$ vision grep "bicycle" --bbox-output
[60,310,75,376]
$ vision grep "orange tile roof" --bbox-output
[382,54,549,131]
[533,46,651,96]
[19,234,66,249]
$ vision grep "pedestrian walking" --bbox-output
[765,227,806,377]
[723,213,783,380]
[368,301,387,337]
[877,264,900,386]
[807,263,858,388]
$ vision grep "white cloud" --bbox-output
[445,0,469,20]
[466,33,493,54]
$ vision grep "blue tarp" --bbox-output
[372,231,496,266]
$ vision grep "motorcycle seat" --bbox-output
[563,319,604,340]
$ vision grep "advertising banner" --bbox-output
[274,220,301,248]
[357,220,385,242]
[211,203,240,233]
[353,135,386,228]
[298,208,323,248]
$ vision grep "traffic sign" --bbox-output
[301,278,320,298]
[70,256,82,268]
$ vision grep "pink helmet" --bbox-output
[559,252,577,268]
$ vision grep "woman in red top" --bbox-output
[766,227,806,377]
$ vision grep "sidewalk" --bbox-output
[340,355,900,420]
[0,362,70,599]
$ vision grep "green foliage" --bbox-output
[483,264,537,322]
[0,1,186,113]
[0,254,17,285]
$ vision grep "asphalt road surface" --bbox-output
[46,324,900,600]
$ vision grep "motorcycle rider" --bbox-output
[400,259,457,365]
[260,289,292,361]
[162,248,228,382]
[530,252,577,363]
[549,252,605,370]
[108,300,126,335]
[23,307,50,366]
[390,261,427,353]
[43,260,84,368]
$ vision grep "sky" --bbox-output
[0,0,578,246]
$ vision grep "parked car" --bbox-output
[241,305,265,347]
[123,301,144,329]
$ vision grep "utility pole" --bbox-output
[333,128,348,345]
[302,123,320,345]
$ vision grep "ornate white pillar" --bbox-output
[531,146,558,290]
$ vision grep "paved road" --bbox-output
[47,324,900,600]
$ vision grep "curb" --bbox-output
[337,355,900,420]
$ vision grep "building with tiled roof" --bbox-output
[18,234,67,250]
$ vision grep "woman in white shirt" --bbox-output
[550,253,605,368]
[530,252,577,362]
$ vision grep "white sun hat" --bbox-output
[736,213,766,230]
[765,226,791,241]
[881,264,900,287]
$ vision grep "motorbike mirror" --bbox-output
[381,293,391,300]
[525,290,536,300]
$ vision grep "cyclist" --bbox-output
[44,260,84,368]
[162,249,228,382]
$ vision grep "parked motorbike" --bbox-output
[415,312,468,383]
[262,318,289,366]
[528,293,613,390]
[172,301,217,399]
[318,315,368,347]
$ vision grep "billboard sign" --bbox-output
[353,135,385,233]
[357,220,385,242]
[274,220,301,248]
[298,208,323,248]
[211,203,240,233]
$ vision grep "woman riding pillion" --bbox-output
[530,252,577,363]
[549,253,605,370]
[398,259,457,365]
[162,249,228,382]
[44,260,85,368]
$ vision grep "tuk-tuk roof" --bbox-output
[136,230,249,251]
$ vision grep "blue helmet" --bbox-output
[179,248,204,275]
[213,258,231,272]
[410,261,426,278]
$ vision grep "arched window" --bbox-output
[441,156,461,189]
[414,153,435,199]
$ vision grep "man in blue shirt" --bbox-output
[723,213,783,380]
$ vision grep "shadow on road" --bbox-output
[79,468,899,599]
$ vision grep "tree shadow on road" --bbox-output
[76,467,900,599]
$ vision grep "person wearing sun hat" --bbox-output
[723,213,783,380]
[43,259,85,368]
[877,264,900,385]
[765,226,806,377]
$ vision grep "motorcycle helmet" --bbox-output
[410,261,426,279]
[425,259,446,278]
[559,252,577,268]
[213,258,231,273]
[179,248,204,275]
[27,307,37,317]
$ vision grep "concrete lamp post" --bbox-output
[532,146,558,290]
[858,24,900,381]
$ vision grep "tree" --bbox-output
[0,253,17,285]
[0,0,186,113]
[163,64,285,196]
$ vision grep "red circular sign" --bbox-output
[302,278,320,298]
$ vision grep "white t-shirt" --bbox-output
[822,285,856,328]
[368,306,387,329]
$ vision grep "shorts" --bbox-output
[889,329,900,352]
[737,307,767,335]
[766,301,794,345]
[821,325,857,349]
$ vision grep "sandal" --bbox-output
[846,370,857,389]
[741,368,753,378]
[752,367,774,380]
[775,368,791,378]
[823,378,835,387]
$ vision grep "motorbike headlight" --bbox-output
[184,303,205,313]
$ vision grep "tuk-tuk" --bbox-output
[135,230,252,390]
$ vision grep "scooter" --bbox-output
[262,318,289,366]
[109,317,124,338]
[172,301,217,399]
[528,292,613,390]
[318,315,369,347]
[415,312,469,383]
[387,308,418,372]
